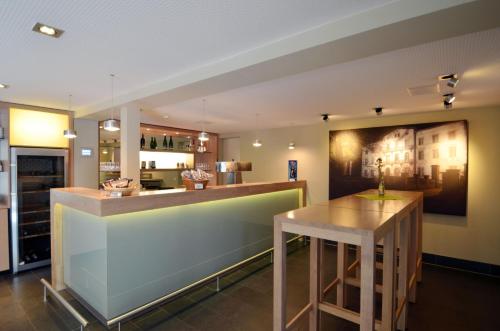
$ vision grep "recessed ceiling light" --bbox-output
[0,83,9,89]
[32,22,64,38]
[163,115,169,119]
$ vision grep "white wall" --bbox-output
[237,106,500,266]
[73,119,99,188]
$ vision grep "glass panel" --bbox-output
[63,189,300,319]
[17,155,65,267]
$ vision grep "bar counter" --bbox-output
[50,180,306,325]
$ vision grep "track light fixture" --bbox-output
[374,107,383,116]
[443,93,455,109]
[439,74,459,88]
[321,114,330,122]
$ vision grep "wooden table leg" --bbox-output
[417,199,423,283]
[310,238,320,330]
[360,235,376,331]
[356,246,361,279]
[273,221,287,331]
[408,208,418,303]
[397,216,410,331]
[337,242,348,307]
[382,228,396,331]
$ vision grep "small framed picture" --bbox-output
[288,160,297,182]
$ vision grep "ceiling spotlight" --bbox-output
[321,114,330,122]
[443,93,455,109]
[32,22,64,38]
[163,115,169,119]
[374,107,383,116]
[0,83,9,89]
[448,76,459,88]
[288,142,296,150]
[439,74,459,88]
[443,93,455,104]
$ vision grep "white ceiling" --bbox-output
[149,27,500,133]
[0,0,391,110]
[1,0,499,134]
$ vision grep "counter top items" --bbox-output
[101,178,138,197]
[181,168,212,190]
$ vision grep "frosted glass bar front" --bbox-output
[62,189,300,320]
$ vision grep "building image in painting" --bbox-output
[415,121,467,193]
[361,128,415,179]
[330,120,468,216]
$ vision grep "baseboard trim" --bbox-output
[422,253,500,278]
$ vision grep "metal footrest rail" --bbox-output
[41,278,89,330]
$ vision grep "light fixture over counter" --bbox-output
[198,99,209,141]
[63,94,77,139]
[103,74,120,132]
[252,139,262,147]
[252,113,262,148]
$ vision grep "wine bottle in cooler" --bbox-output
[168,136,174,150]
[140,134,146,149]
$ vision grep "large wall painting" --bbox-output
[329,120,468,216]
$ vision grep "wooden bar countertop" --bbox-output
[50,180,307,217]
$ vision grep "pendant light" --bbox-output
[63,94,77,138]
[198,99,209,141]
[103,74,120,132]
[252,113,262,147]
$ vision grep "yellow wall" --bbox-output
[238,106,500,265]
[10,108,70,148]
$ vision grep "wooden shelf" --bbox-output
[19,175,64,179]
[141,168,190,172]
[140,149,194,154]
[20,220,50,226]
[20,208,50,215]
[22,189,50,194]
[20,233,50,240]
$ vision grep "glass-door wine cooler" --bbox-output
[10,147,68,273]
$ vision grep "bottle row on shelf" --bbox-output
[141,134,196,152]
[100,162,120,172]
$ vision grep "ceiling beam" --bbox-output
[78,0,500,119]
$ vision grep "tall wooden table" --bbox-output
[273,190,422,331]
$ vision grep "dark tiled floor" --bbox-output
[1,244,499,331]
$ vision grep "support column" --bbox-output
[120,104,141,184]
